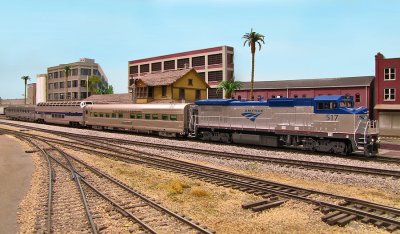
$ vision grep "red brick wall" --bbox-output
[375,53,400,105]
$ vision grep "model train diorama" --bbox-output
[3,95,379,156]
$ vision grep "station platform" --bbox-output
[0,134,33,233]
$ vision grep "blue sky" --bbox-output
[1,0,399,99]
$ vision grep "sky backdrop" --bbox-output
[1,0,399,99]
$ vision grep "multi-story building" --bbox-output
[128,46,234,99]
[374,53,400,136]
[27,83,36,105]
[46,58,108,101]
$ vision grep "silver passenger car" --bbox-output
[4,105,36,121]
[36,101,89,126]
[84,103,192,137]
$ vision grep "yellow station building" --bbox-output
[130,68,209,104]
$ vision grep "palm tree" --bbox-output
[21,76,30,104]
[243,28,265,100]
[63,66,71,100]
[216,79,242,99]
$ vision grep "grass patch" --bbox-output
[190,187,209,197]
[162,179,190,195]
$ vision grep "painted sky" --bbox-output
[1,0,399,99]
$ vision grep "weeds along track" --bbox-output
[12,132,212,234]
[5,127,399,232]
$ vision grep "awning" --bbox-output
[374,104,400,110]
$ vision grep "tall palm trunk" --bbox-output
[24,80,27,105]
[250,43,256,100]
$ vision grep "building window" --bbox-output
[140,64,149,73]
[188,79,193,86]
[80,80,87,87]
[67,81,71,88]
[384,68,396,80]
[179,88,185,99]
[192,56,205,67]
[355,93,361,102]
[164,60,175,70]
[80,68,91,76]
[72,69,78,76]
[161,85,167,97]
[384,88,395,101]
[208,53,223,65]
[207,88,222,99]
[48,73,53,79]
[208,71,223,82]
[177,58,190,69]
[151,62,162,72]
[72,92,78,99]
[54,72,59,78]
[48,94,52,100]
[195,89,201,100]
[130,66,138,74]
[227,53,234,65]
[59,82,64,88]
[148,86,154,98]
[60,93,64,100]
[60,71,65,78]
[81,92,87,99]
[72,80,78,87]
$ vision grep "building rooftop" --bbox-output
[130,69,193,87]
[239,76,374,90]
[129,45,233,64]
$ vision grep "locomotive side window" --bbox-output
[317,101,337,110]
[340,101,354,108]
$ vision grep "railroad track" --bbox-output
[1,122,399,179]
[6,128,399,232]
[15,132,212,233]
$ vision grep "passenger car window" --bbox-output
[106,113,110,118]
[170,115,177,121]
[152,114,158,120]
[112,113,116,118]
[145,114,151,119]
[118,113,123,118]
[162,114,169,120]
[136,114,142,119]
[130,114,135,119]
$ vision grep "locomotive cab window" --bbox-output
[340,101,354,108]
[317,101,338,110]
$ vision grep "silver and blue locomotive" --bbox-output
[192,95,379,156]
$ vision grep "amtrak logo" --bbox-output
[242,112,262,122]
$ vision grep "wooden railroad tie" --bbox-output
[242,197,287,212]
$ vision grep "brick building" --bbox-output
[374,53,400,136]
[47,58,108,101]
[234,76,374,110]
[128,46,234,99]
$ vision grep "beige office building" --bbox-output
[47,58,108,101]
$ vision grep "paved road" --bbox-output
[0,134,33,233]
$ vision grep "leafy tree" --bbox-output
[88,75,102,95]
[63,66,71,99]
[216,79,242,99]
[243,28,265,100]
[88,75,114,95]
[21,75,30,104]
